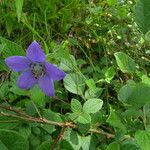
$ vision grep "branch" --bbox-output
[51,127,67,150]
[0,105,31,118]
[0,104,115,138]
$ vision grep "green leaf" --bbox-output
[77,113,91,124]
[60,55,77,72]
[64,73,85,95]
[106,141,120,150]
[121,138,141,150]
[85,88,103,99]
[0,140,8,150]
[83,98,103,114]
[59,140,74,150]
[85,79,96,92]
[29,133,40,148]
[118,82,136,104]
[105,66,116,83]
[68,130,79,145]
[32,126,41,135]
[114,52,136,73]
[15,0,24,22]
[25,101,37,116]
[18,124,31,140]
[40,124,55,134]
[77,123,90,135]
[0,129,28,150]
[63,129,80,150]
[129,83,150,106]
[134,0,150,34]
[0,116,18,130]
[91,111,103,125]
[0,58,7,71]
[10,85,28,96]
[71,99,82,114]
[107,0,118,6]
[68,113,79,122]
[0,36,25,58]
[52,45,70,60]
[118,82,150,107]
[106,107,126,133]
[122,108,143,119]
[145,30,150,44]
[81,135,91,150]
[141,75,150,85]
[29,85,45,106]
[0,82,9,99]
[10,72,19,83]
[135,128,150,150]
[69,112,91,124]
[43,109,63,123]
[37,140,52,150]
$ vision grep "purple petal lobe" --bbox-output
[26,41,46,62]
[17,70,37,89]
[45,62,66,81]
[38,75,55,96]
[5,56,30,72]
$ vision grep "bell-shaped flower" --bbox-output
[5,41,66,96]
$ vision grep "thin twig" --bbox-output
[51,127,67,150]
[0,111,76,128]
[89,129,114,138]
[0,105,31,118]
[31,101,42,118]
[0,104,115,138]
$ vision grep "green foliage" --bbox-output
[0,36,25,57]
[0,129,28,150]
[37,140,52,150]
[107,0,118,6]
[106,107,126,133]
[135,128,150,150]
[135,0,150,34]
[106,141,120,150]
[29,85,45,106]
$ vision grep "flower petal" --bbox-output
[38,75,55,96]
[5,56,30,72]
[26,41,46,62]
[45,62,66,81]
[17,70,37,89]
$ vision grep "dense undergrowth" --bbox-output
[0,0,150,150]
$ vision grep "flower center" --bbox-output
[30,62,46,79]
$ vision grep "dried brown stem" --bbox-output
[0,105,31,118]
[51,127,67,150]
[0,104,115,138]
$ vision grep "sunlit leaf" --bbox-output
[71,99,82,114]
[83,98,103,114]
[134,0,150,34]
[64,73,85,95]
[115,52,136,73]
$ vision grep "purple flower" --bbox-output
[5,41,66,96]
